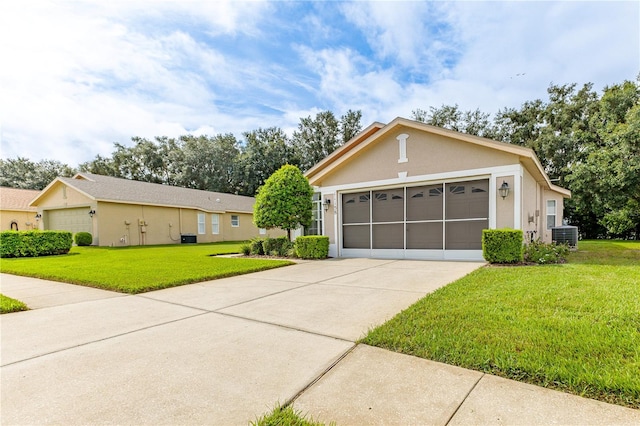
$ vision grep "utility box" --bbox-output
[551,226,578,248]
[181,234,197,244]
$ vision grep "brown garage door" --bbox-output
[341,179,489,252]
[47,208,92,235]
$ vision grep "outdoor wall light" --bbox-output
[323,198,331,211]
[34,213,42,220]
[88,209,96,218]
[499,181,510,199]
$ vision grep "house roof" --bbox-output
[31,173,256,213]
[305,117,571,197]
[0,187,39,211]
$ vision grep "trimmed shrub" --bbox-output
[295,236,329,259]
[482,229,523,264]
[1,230,73,258]
[240,243,251,256]
[250,238,265,255]
[262,236,292,257]
[524,240,570,264]
[74,232,93,246]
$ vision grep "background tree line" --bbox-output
[1,79,638,238]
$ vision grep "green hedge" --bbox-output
[482,229,523,263]
[74,232,93,246]
[262,236,292,257]
[295,236,329,259]
[1,230,73,258]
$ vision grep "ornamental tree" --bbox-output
[253,164,314,240]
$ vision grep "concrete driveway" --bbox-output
[1,259,638,425]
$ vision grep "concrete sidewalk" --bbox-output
[1,260,639,425]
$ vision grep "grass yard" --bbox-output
[362,240,640,408]
[251,405,328,426]
[0,242,293,293]
[0,293,29,314]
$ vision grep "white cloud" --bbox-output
[0,1,637,167]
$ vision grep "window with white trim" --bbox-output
[211,214,219,234]
[305,192,323,236]
[197,213,205,234]
[546,200,556,229]
[231,215,239,227]
[259,228,267,235]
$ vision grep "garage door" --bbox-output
[47,208,92,235]
[341,179,489,258]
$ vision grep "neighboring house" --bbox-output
[31,173,282,246]
[305,118,571,261]
[0,187,41,231]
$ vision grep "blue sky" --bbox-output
[1,1,638,166]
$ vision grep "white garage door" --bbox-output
[341,179,489,259]
[47,208,92,235]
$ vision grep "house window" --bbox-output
[259,228,267,235]
[305,192,323,236]
[231,215,239,227]
[211,214,219,234]
[547,200,556,229]
[197,213,205,234]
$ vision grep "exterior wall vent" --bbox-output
[551,226,578,248]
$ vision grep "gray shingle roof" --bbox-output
[58,173,255,213]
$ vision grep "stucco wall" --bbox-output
[94,203,283,246]
[495,175,515,229]
[521,168,541,242]
[318,127,519,187]
[0,210,39,231]
[96,202,182,246]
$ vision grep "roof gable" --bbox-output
[306,117,570,197]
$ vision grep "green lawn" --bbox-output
[0,293,29,314]
[0,242,293,294]
[362,240,640,408]
[251,405,328,426]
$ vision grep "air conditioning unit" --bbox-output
[551,226,578,248]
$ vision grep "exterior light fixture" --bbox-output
[35,213,42,220]
[89,209,96,218]
[323,198,331,211]
[498,181,510,200]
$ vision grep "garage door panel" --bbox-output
[372,223,404,249]
[445,220,487,250]
[342,192,370,224]
[407,185,443,221]
[406,222,443,249]
[343,225,370,249]
[445,181,489,220]
[372,189,404,223]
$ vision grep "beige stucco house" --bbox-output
[0,187,41,231]
[31,173,283,246]
[305,118,571,261]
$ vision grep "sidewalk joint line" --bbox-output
[1,311,209,368]
[285,343,359,408]
[213,311,354,343]
[444,372,485,425]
